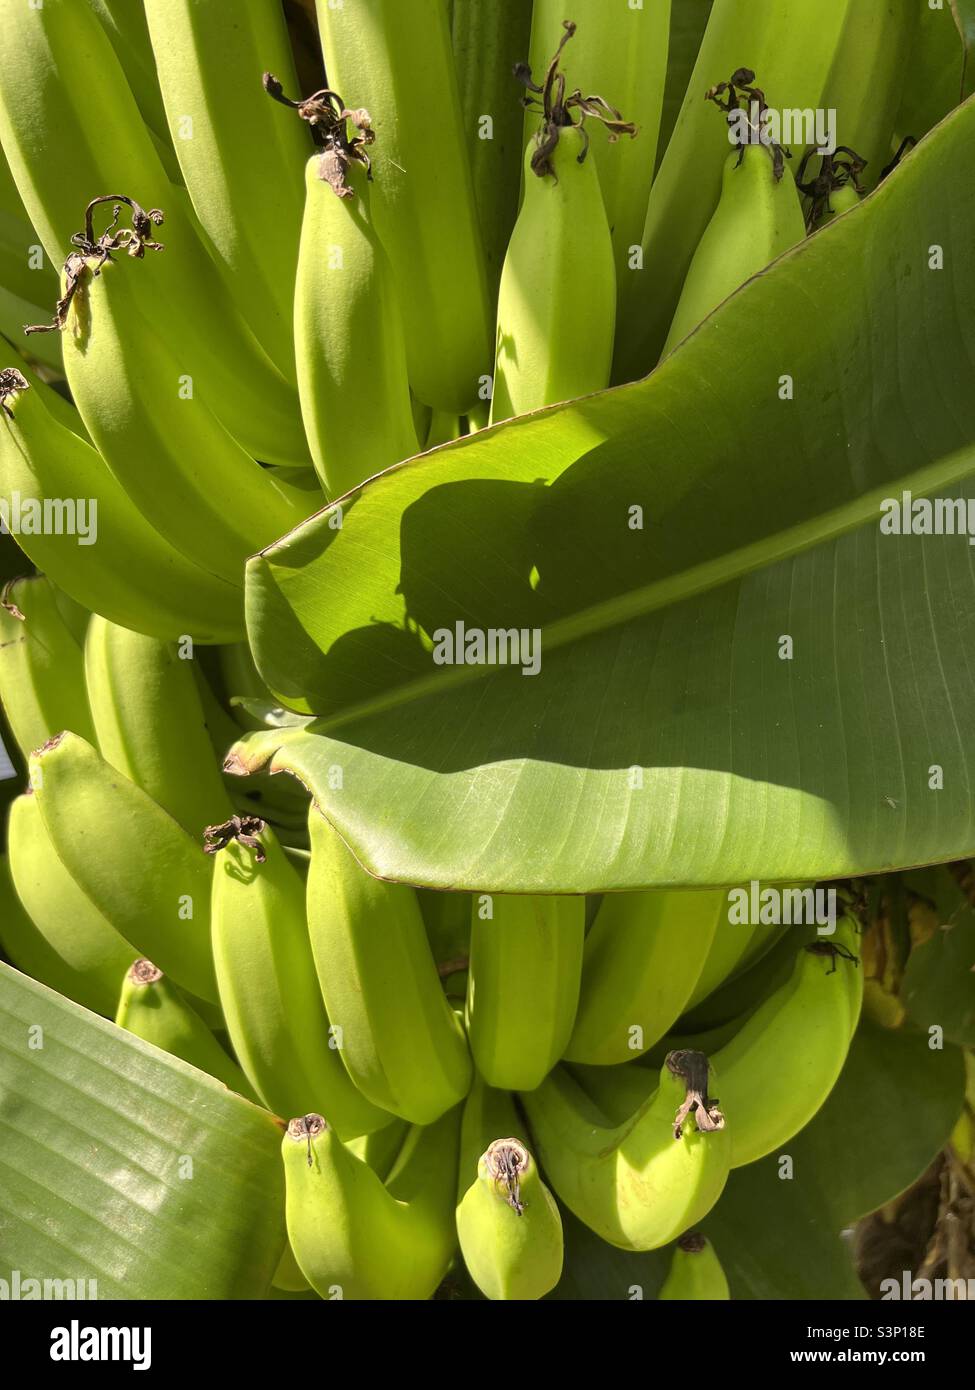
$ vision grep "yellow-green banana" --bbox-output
[456,1077,563,1301]
[661,143,805,357]
[208,815,392,1138]
[466,892,584,1090]
[0,0,307,464]
[87,0,172,149]
[114,958,255,1099]
[305,806,472,1125]
[282,1106,461,1300]
[5,792,135,1017]
[526,0,669,317]
[315,0,492,413]
[0,575,94,758]
[293,149,417,496]
[144,0,309,371]
[30,731,217,1003]
[709,914,863,1167]
[659,1232,730,1300]
[84,616,233,836]
[521,1051,730,1250]
[564,889,725,1068]
[491,97,616,421]
[0,366,244,641]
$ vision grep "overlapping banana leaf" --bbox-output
[0,962,284,1298]
[238,97,975,895]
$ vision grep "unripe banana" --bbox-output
[282,1107,461,1300]
[709,914,863,1167]
[521,1051,730,1250]
[144,0,309,370]
[84,616,233,836]
[466,892,584,1090]
[315,0,492,413]
[661,144,806,357]
[294,153,417,496]
[0,366,244,642]
[450,0,534,307]
[208,816,392,1139]
[456,1077,563,1301]
[5,792,135,1017]
[563,889,725,1067]
[491,121,616,423]
[87,0,172,148]
[114,958,256,1099]
[659,1232,730,1300]
[526,0,670,315]
[306,806,472,1125]
[30,732,217,1003]
[0,575,94,758]
[815,179,862,228]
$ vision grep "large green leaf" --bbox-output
[242,99,975,894]
[0,962,285,1298]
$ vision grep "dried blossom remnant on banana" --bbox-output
[287,1112,329,1168]
[263,72,374,197]
[25,195,164,335]
[667,1048,726,1139]
[0,367,29,420]
[515,20,637,180]
[485,1139,529,1216]
[706,68,791,182]
[203,814,268,863]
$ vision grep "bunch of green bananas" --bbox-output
[0,0,919,1301]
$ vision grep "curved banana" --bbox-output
[282,1106,461,1300]
[305,806,472,1126]
[456,1077,563,1301]
[521,1051,730,1251]
[5,792,135,1017]
[659,1232,730,1300]
[0,574,94,758]
[709,913,863,1167]
[450,0,534,307]
[526,0,670,317]
[293,147,417,496]
[466,892,584,1090]
[114,958,255,1099]
[315,0,492,413]
[0,0,307,465]
[29,731,217,1003]
[661,143,806,357]
[87,0,172,149]
[616,0,864,377]
[208,815,392,1139]
[563,889,725,1067]
[84,616,233,836]
[144,0,309,371]
[0,367,244,641]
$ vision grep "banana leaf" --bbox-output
[242,97,975,894]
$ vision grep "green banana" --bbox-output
[466,892,584,1090]
[659,1232,730,1300]
[0,0,307,465]
[681,890,772,1014]
[0,574,94,758]
[208,815,391,1138]
[526,0,670,317]
[708,914,863,1167]
[282,1106,461,1300]
[144,0,309,370]
[5,792,135,1017]
[450,0,534,307]
[490,27,619,423]
[315,0,492,413]
[305,806,472,1125]
[0,144,58,310]
[616,0,867,377]
[563,889,725,1067]
[86,0,173,150]
[521,1051,730,1250]
[30,731,217,1003]
[84,616,233,836]
[456,1077,563,1301]
[0,367,244,641]
[114,958,255,1099]
[292,146,417,496]
[661,143,806,357]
